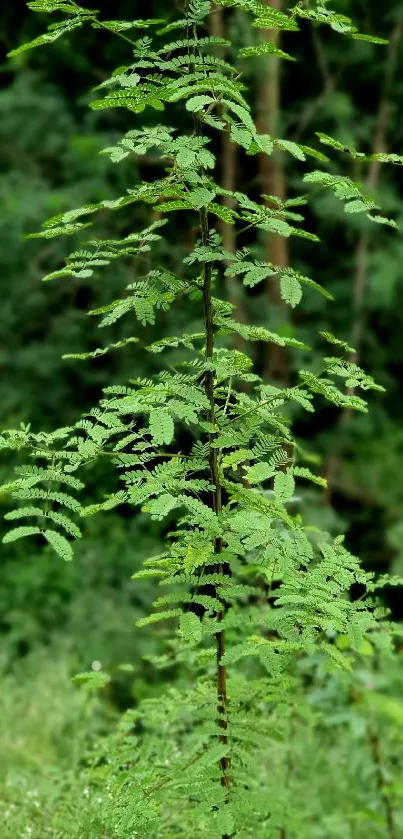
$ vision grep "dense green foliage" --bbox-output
[1,1,403,837]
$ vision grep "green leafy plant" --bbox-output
[2,1,403,836]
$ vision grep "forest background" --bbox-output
[1,0,403,833]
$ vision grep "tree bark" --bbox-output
[256,0,290,384]
[210,3,245,351]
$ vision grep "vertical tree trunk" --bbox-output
[256,0,290,383]
[210,3,245,351]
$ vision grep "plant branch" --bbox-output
[189,8,231,831]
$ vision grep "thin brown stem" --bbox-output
[190,11,231,828]
[199,198,231,808]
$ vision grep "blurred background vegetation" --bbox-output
[1,0,403,835]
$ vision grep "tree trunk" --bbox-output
[256,0,290,384]
[210,4,245,351]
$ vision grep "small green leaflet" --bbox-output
[321,642,352,672]
[367,214,397,229]
[215,810,235,836]
[276,139,306,161]
[149,408,174,445]
[44,529,74,561]
[28,222,93,239]
[255,133,274,155]
[221,449,252,471]
[188,187,216,210]
[315,131,364,158]
[345,199,371,214]
[2,526,41,543]
[8,18,88,58]
[99,19,164,32]
[280,274,302,307]
[253,7,298,32]
[136,609,182,627]
[350,33,388,45]
[45,510,82,539]
[225,100,255,132]
[294,466,327,488]
[370,153,403,165]
[320,331,355,354]
[245,462,276,485]
[274,470,295,503]
[27,1,91,12]
[239,41,296,61]
[71,671,111,692]
[184,541,214,574]
[186,94,214,112]
[142,493,178,520]
[4,505,44,521]
[231,123,254,151]
[5,503,81,539]
[179,612,203,645]
[63,338,139,361]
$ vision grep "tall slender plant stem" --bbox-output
[187,2,231,827]
[200,199,230,779]
[199,172,230,820]
[199,192,231,838]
